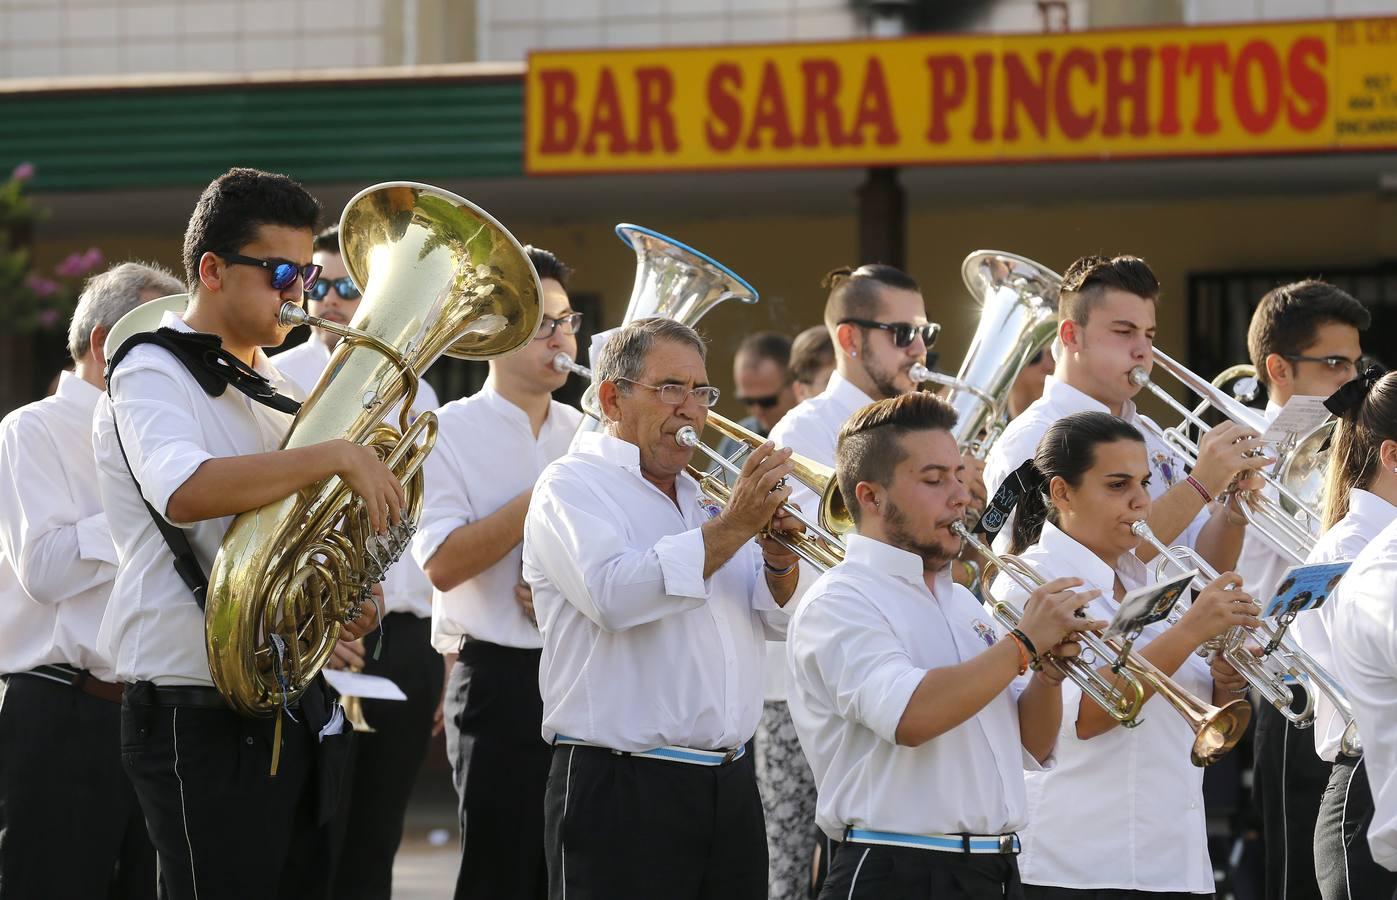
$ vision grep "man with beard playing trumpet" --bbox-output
[786,392,1103,900]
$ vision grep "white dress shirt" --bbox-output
[762,369,876,702]
[787,533,1045,842]
[93,312,301,686]
[1331,519,1397,872]
[411,380,581,651]
[275,335,441,617]
[0,372,120,679]
[1294,488,1397,761]
[993,521,1215,893]
[522,430,802,751]
[984,375,1207,555]
[1235,403,1295,607]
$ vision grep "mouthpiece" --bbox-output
[1129,520,1153,539]
[675,426,700,449]
[553,352,592,378]
[279,302,309,327]
[909,363,933,383]
[1128,366,1150,388]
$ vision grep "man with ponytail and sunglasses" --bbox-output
[1239,280,1371,900]
[94,168,401,900]
[273,224,444,899]
[1295,368,1397,900]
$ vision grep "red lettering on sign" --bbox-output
[850,58,899,146]
[705,63,743,151]
[1003,50,1051,140]
[1286,37,1327,131]
[634,66,679,153]
[1158,44,1182,136]
[581,69,630,154]
[1186,43,1231,135]
[746,61,796,149]
[972,52,995,142]
[537,70,579,153]
[1055,48,1098,140]
[1103,46,1152,137]
[925,54,967,143]
[1233,40,1283,134]
[801,59,849,147]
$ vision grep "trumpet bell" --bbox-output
[1191,698,1252,767]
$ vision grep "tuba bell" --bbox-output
[911,251,1061,460]
[205,182,543,717]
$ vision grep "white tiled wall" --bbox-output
[0,0,389,79]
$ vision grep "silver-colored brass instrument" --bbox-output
[102,293,190,359]
[957,524,1251,765]
[1128,350,1327,563]
[1130,520,1359,753]
[205,182,543,717]
[911,251,1061,460]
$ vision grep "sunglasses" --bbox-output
[221,252,322,292]
[534,312,584,340]
[839,318,941,349]
[306,277,362,302]
[738,393,782,409]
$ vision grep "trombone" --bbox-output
[956,524,1251,766]
[1130,520,1359,753]
[1128,349,1322,563]
[555,353,849,571]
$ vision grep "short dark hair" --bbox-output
[182,167,321,290]
[525,245,573,289]
[836,392,957,525]
[736,331,792,370]
[313,224,340,255]
[790,325,835,385]
[1009,411,1146,554]
[822,264,920,334]
[1247,280,1371,388]
[1058,255,1160,327]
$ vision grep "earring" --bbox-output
[850,350,857,357]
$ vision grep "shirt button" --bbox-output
[246,736,255,745]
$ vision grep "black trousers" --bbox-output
[446,640,551,900]
[120,680,348,900]
[0,674,155,899]
[1256,697,1331,900]
[1024,886,1210,899]
[1315,755,1397,900]
[328,612,443,900]
[820,842,1024,899]
[544,742,768,900]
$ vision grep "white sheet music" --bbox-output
[322,669,407,701]
[1261,395,1331,443]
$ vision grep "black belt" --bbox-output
[122,682,232,710]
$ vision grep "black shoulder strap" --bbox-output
[106,328,303,609]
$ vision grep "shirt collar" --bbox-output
[1034,520,1147,593]
[844,533,946,590]
[56,369,101,412]
[1264,400,1283,424]
[1040,375,1139,421]
[161,310,284,383]
[1349,488,1397,528]
[821,370,877,418]
[574,429,700,496]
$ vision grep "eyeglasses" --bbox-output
[221,253,322,292]
[305,276,361,302]
[737,393,782,409]
[534,312,584,340]
[838,318,941,349]
[1283,354,1363,375]
[615,377,721,408]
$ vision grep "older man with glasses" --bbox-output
[522,316,810,900]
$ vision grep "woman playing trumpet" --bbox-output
[992,411,1261,898]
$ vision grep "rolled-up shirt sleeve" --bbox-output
[108,362,213,524]
[410,437,474,568]
[525,467,708,632]
[0,414,116,605]
[792,588,927,745]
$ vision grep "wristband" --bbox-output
[1010,628,1043,672]
[1185,475,1213,502]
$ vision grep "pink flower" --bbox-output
[25,274,59,297]
[55,252,86,278]
[37,309,60,328]
[79,247,104,273]
[10,161,35,182]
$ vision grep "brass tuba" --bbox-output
[911,251,1061,459]
[205,182,543,717]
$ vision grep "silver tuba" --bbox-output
[911,251,1061,459]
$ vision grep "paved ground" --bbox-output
[388,759,461,899]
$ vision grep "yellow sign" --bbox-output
[525,17,1397,174]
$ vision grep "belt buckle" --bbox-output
[998,833,1017,855]
[722,747,740,764]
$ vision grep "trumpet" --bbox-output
[956,524,1251,766]
[676,415,850,571]
[1128,349,1323,563]
[1129,520,1359,753]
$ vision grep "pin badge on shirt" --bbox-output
[971,619,997,649]
[697,495,722,520]
[1151,451,1178,488]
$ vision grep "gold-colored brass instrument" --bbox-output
[958,523,1250,766]
[676,413,851,571]
[1128,350,1327,563]
[205,182,543,717]
[1130,519,1359,753]
[911,251,1062,460]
